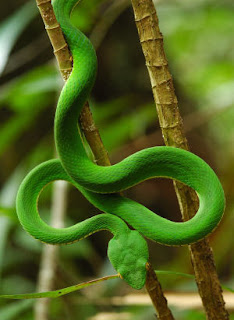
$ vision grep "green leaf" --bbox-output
[155,270,194,279]
[0,1,38,75]
[0,275,119,300]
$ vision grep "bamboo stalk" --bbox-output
[35,0,174,318]
[130,0,229,319]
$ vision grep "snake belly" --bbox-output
[16,0,225,290]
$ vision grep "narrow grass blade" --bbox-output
[0,275,119,299]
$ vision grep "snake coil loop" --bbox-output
[16,0,225,289]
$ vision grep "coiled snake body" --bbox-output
[16,0,225,289]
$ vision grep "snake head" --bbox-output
[107,230,148,290]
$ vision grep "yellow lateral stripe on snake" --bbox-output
[16,0,225,290]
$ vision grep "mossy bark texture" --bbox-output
[130,0,229,319]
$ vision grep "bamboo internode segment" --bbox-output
[131,0,229,319]
[79,103,111,166]
[35,0,109,166]
[132,0,187,150]
[36,0,72,79]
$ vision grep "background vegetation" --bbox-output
[0,0,233,319]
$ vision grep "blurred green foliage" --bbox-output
[0,0,233,319]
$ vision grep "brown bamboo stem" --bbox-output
[130,0,229,319]
[35,0,172,317]
[36,0,72,80]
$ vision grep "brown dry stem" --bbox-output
[130,0,229,319]
[145,263,175,320]
[35,0,171,317]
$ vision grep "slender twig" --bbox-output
[1,274,120,300]
[34,0,174,317]
[130,0,229,319]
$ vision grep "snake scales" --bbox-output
[16,0,225,289]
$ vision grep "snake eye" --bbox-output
[107,230,148,290]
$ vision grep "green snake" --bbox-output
[16,0,225,290]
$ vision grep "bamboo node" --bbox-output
[37,0,51,7]
[45,24,60,30]
[93,152,110,164]
[134,12,156,22]
[60,67,73,72]
[161,122,180,129]
[53,43,69,53]
[151,78,173,87]
[140,36,163,44]
[146,62,168,67]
